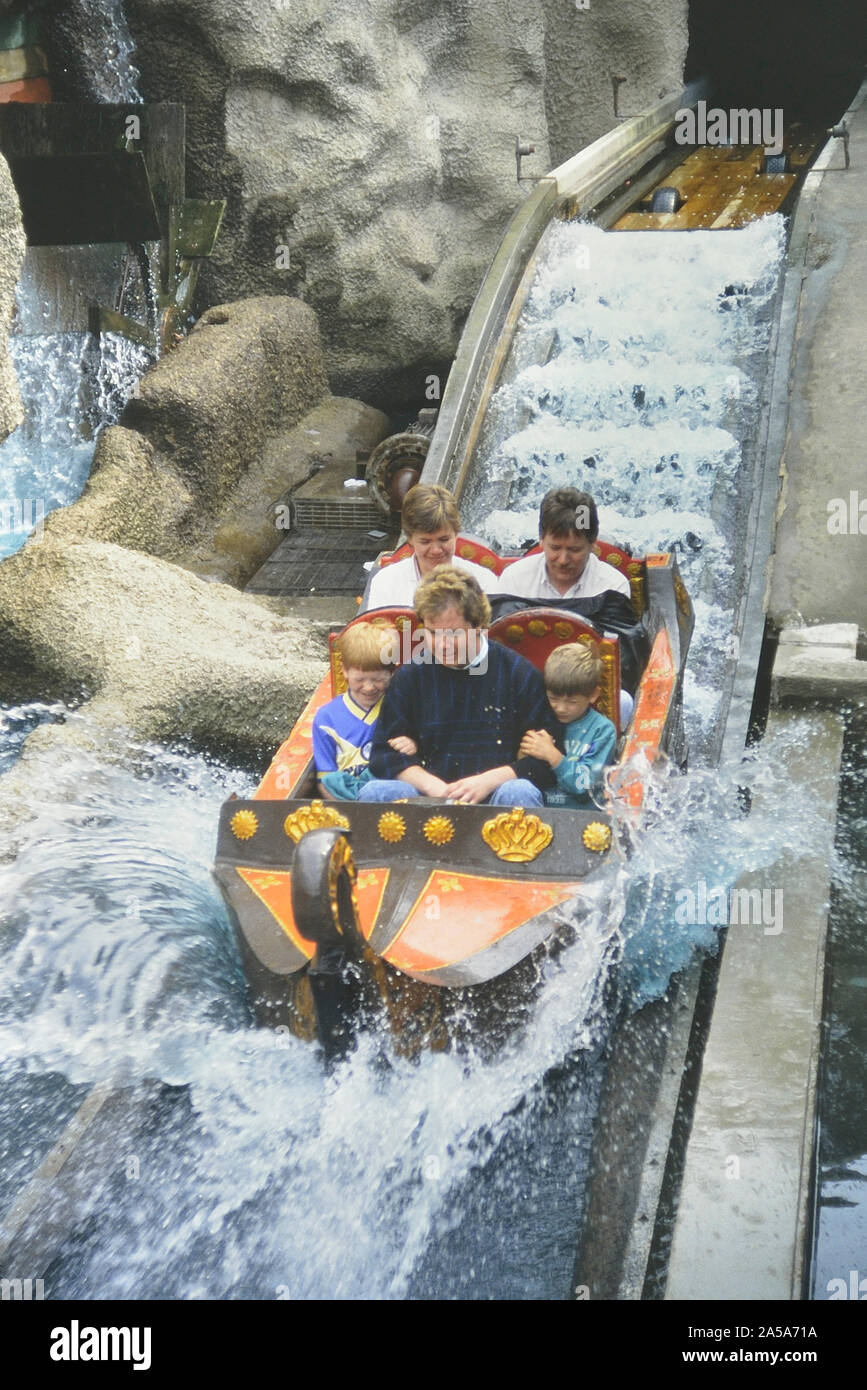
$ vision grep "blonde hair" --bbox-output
[414,565,491,627]
[338,622,400,671]
[544,642,603,696]
[402,484,460,537]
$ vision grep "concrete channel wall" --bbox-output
[665,79,867,1299]
[666,627,867,1299]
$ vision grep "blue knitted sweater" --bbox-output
[369,642,558,788]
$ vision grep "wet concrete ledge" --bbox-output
[769,78,867,631]
[665,630,849,1300]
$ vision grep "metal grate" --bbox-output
[246,527,393,597]
[293,496,383,530]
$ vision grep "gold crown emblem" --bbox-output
[423,814,455,846]
[481,807,553,863]
[378,811,406,843]
[582,821,612,853]
[230,809,258,841]
[283,801,350,843]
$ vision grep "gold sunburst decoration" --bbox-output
[583,821,612,853]
[230,809,258,841]
[527,619,549,638]
[481,807,553,863]
[378,811,406,844]
[283,801,350,843]
[423,815,455,846]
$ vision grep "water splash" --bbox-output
[0,250,153,559]
[59,0,144,102]
[0,710,619,1298]
[0,702,835,1298]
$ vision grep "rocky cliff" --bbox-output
[0,153,25,443]
[123,0,689,413]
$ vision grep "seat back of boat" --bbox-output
[328,607,419,696]
[488,608,621,735]
[505,541,646,617]
[378,534,507,576]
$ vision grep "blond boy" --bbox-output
[313,624,415,800]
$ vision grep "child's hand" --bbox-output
[518,729,561,765]
[389,735,418,755]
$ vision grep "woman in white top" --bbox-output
[362,484,499,611]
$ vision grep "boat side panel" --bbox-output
[381,869,592,986]
[615,627,676,808]
[253,672,332,800]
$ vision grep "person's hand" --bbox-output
[389,735,418,755]
[518,729,561,765]
[442,770,505,804]
[398,767,449,798]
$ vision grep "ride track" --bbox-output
[0,81,827,1298]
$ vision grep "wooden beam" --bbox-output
[88,306,154,350]
[7,151,161,244]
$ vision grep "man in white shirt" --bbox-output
[497,488,631,601]
[362,483,498,611]
[496,488,635,726]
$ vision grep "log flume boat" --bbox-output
[214,536,693,1058]
[213,82,823,1060]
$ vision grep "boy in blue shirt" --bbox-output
[314,623,416,800]
[518,643,617,808]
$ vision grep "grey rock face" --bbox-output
[0,294,385,774]
[119,0,689,414]
[41,295,389,585]
[124,0,688,414]
[121,296,330,505]
[0,533,327,761]
[0,154,25,443]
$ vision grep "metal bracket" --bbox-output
[515,137,542,184]
[827,121,850,169]
[612,74,627,120]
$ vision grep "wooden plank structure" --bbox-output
[0,100,225,354]
[0,103,184,245]
[613,125,823,231]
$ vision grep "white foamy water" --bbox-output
[0,714,621,1297]
[464,217,787,750]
